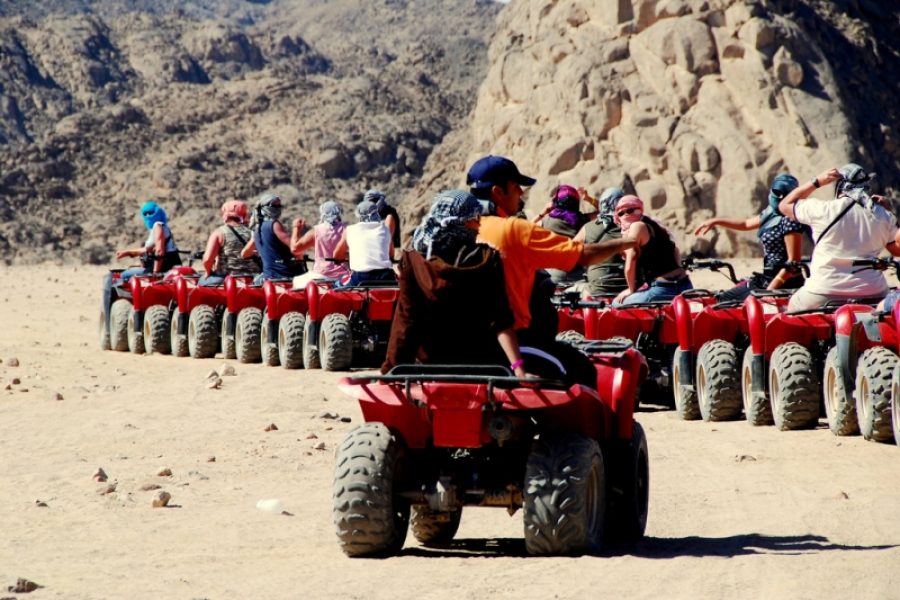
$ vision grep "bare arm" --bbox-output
[333,230,349,261]
[150,223,166,272]
[531,202,553,224]
[240,237,256,259]
[780,168,840,220]
[576,236,638,267]
[695,215,759,235]
[888,231,900,257]
[291,218,313,255]
[496,328,528,378]
[573,223,588,243]
[273,221,292,248]
[202,230,223,277]
[115,246,145,260]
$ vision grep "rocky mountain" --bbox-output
[408,0,900,258]
[1,0,898,264]
[0,0,501,263]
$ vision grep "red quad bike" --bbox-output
[823,258,900,445]
[224,277,293,364]
[266,278,339,370]
[332,340,649,557]
[742,283,883,431]
[305,279,399,371]
[100,251,198,355]
[169,275,256,359]
[569,259,734,410]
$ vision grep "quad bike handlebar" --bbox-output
[851,257,900,275]
[681,257,737,284]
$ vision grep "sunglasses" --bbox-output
[616,207,640,218]
[142,210,155,216]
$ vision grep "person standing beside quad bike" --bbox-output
[239,193,308,283]
[778,163,900,311]
[466,155,637,386]
[694,173,810,303]
[101,201,182,335]
[199,200,260,287]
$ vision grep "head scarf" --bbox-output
[319,200,342,225]
[221,200,249,224]
[597,187,625,220]
[613,195,645,234]
[547,184,582,228]
[356,199,381,223]
[253,193,282,230]
[411,189,482,259]
[363,189,387,213]
[836,163,876,210]
[140,201,167,230]
[759,174,799,234]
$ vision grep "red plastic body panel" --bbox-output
[672,294,721,352]
[263,280,304,320]
[226,277,266,314]
[584,304,677,345]
[833,304,899,355]
[129,274,176,311]
[759,303,875,359]
[557,308,585,335]
[317,287,399,321]
[690,306,748,352]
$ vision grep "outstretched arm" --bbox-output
[695,215,759,235]
[577,237,638,266]
[202,230,223,277]
[780,168,840,220]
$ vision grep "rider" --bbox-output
[466,155,636,385]
[574,186,628,298]
[290,200,351,288]
[240,193,307,282]
[613,194,693,305]
[530,184,590,284]
[102,201,181,332]
[199,200,260,286]
[779,163,900,311]
[694,174,808,302]
[333,199,396,286]
[383,189,528,377]
[365,189,401,252]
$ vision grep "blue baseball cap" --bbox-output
[466,155,536,190]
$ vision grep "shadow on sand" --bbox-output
[401,533,897,559]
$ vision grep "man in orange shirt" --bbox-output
[467,155,635,385]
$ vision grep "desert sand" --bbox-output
[1,261,899,600]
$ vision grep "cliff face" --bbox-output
[408,0,900,257]
[0,0,500,263]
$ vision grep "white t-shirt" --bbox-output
[346,222,392,272]
[792,196,898,296]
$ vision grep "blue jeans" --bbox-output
[616,276,693,306]
[199,275,225,287]
[341,268,396,287]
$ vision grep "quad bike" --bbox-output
[167,274,256,359]
[224,276,293,364]
[670,260,807,422]
[99,251,198,355]
[265,277,338,370]
[822,258,900,444]
[743,281,882,431]
[305,278,399,371]
[332,339,649,557]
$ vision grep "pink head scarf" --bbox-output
[221,200,249,224]
[613,195,644,233]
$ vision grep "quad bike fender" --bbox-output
[744,295,766,356]
[304,280,321,349]
[672,294,692,352]
[834,333,856,396]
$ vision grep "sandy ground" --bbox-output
[1,262,899,600]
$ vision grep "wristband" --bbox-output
[812,177,820,188]
[510,358,524,371]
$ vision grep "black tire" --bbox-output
[672,348,700,420]
[262,314,280,367]
[822,346,858,436]
[303,317,320,370]
[170,311,189,357]
[143,305,171,355]
[768,343,820,431]
[320,313,353,371]
[99,310,110,351]
[188,305,219,359]
[410,506,463,545]
[235,308,262,363]
[109,299,131,352]
[333,423,409,557]
[696,339,742,422]
[742,347,772,426]
[605,422,649,542]
[854,346,897,443]
[891,364,900,447]
[278,311,306,369]
[523,433,605,556]
[221,309,236,360]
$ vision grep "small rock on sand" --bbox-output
[313,441,326,450]
[317,411,339,420]
[6,357,19,367]
[97,482,117,495]
[8,577,42,593]
[152,491,172,507]
[140,483,162,491]
[52,392,64,401]
[157,467,173,477]
[305,432,318,440]
[264,423,278,432]
[207,377,222,389]
[92,467,108,482]
[10,377,20,385]
[219,363,236,376]
[207,456,216,462]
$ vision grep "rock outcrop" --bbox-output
[408,0,900,258]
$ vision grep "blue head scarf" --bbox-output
[759,173,799,234]
[140,201,167,230]
[356,199,381,223]
[597,187,625,220]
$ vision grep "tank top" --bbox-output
[313,222,350,279]
[583,217,627,296]
[145,224,178,253]
[637,216,680,281]
[541,214,586,239]
[217,224,260,277]
[256,221,299,280]
[346,221,392,272]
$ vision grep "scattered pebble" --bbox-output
[52,392,64,401]
[256,498,284,514]
[8,577,42,593]
[19,388,28,393]
[313,441,326,450]
[305,432,318,440]
[207,456,216,463]
[264,423,278,432]
[219,363,236,376]
[10,378,20,385]
[3,383,10,391]
[92,468,108,482]
[340,416,352,423]
[157,467,173,477]
[206,376,222,390]
[836,491,849,500]
[34,500,48,508]
[152,491,172,507]
[140,483,162,491]
[206,370,219,379]
[97,482,117,495]
[6,357,19,367]
[325,426,333,431]
[317,411,339,420]
[188,470,209,480]
[736,455,757,463]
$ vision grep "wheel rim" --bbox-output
[742,362,752,414]
[859,377,871,422]
[586,457,602,539]
[770,371,780,409]
[825,366,838,417]
[672,360,682,407]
